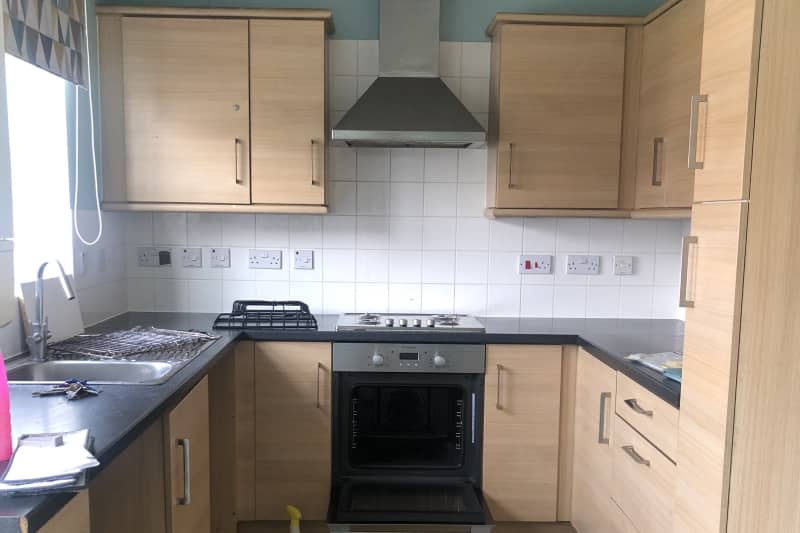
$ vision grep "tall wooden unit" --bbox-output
[672,0,764,532]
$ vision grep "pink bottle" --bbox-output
[0,353,12,461]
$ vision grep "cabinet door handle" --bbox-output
[688,94,708,169]
[310,139,318,186]
[624,398,653,417]
[507,143,514,189]
[176,438,191,505]
[495,364,504,410]
[316,362,322,409]
[680,235,698,308]
[651,137,664,186]
[234,138,242,185]
[598,392,612,444]
[622,445,651,467]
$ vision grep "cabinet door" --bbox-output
[483,345,562,521]
[492,25,624,209]
[674,201,747,533]
[691,0,763,202]
[635,0,704,209]
[250,20,326,206]
[90,421,167,533]
[39,491,90,533]
[571,349,621,533]
[254,342,331,520]
[166,377,211,533]
[121,17,250,204]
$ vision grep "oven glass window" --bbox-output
[350,385,465,468]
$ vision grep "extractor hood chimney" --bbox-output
[330,0,486,149]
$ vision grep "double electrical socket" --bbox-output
[566,255,601,275]
[249,249,282,269]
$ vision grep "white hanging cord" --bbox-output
[72,1,103,246]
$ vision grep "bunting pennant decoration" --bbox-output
[2,0,85,85]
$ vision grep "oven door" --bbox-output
[329,478,491,525]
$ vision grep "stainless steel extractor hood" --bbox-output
[331,0,486,148]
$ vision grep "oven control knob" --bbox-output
[399,318,408,327]
[412,319,422,327]
[433,354,447,368]
[426,318,436,328]
[384,318,395,327]
[371,353,385,366]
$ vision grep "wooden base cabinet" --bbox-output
[483,345,563,521]
[36,491,90,533]
[165,377,211,533]
[89,421,168,533]
[253,342,332,520]
[571,349,622,533]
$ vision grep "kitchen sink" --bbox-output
[6,360,181,385]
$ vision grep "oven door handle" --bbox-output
[471,393,476,445]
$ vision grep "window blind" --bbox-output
[2,0,85,85]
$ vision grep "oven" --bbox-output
[328,343,492,533]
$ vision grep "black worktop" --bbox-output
[0,312,682,532]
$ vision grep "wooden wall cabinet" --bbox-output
[253,342,332,520]
[250,20,326,206]
[634,0,704,209]
[165,377,211,533]
[98,8,331,213]
[483,345,563,521]
[116,17,250,205]
[486,22,626,213]
[690,0,763,202]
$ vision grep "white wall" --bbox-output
[72,210,128,326]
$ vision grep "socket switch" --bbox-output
[209,248,230,268]
[613,255,634,276]
[182,247,203,268]
[249,249,282,269]
[294,250,314,270]
[566,254,600,275]
[518,254,552,274]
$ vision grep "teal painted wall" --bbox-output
[95,0,666,41]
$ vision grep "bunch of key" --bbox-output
[32,379,100,400]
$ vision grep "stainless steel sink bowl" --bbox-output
[6,360,180,385]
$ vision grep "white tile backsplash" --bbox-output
[390,182,424,216]
[356,148,390,180]
[460,42,491,78]
[357,40,379,76]
[116,40,685,321]
[424,149,458,181]
[390,148,425,181]
[330,75,358,111]
[329,40,358,75]
[439,42,462,77]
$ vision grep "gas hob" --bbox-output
[336,313,485,332]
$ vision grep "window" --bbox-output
[4,54,72,284]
